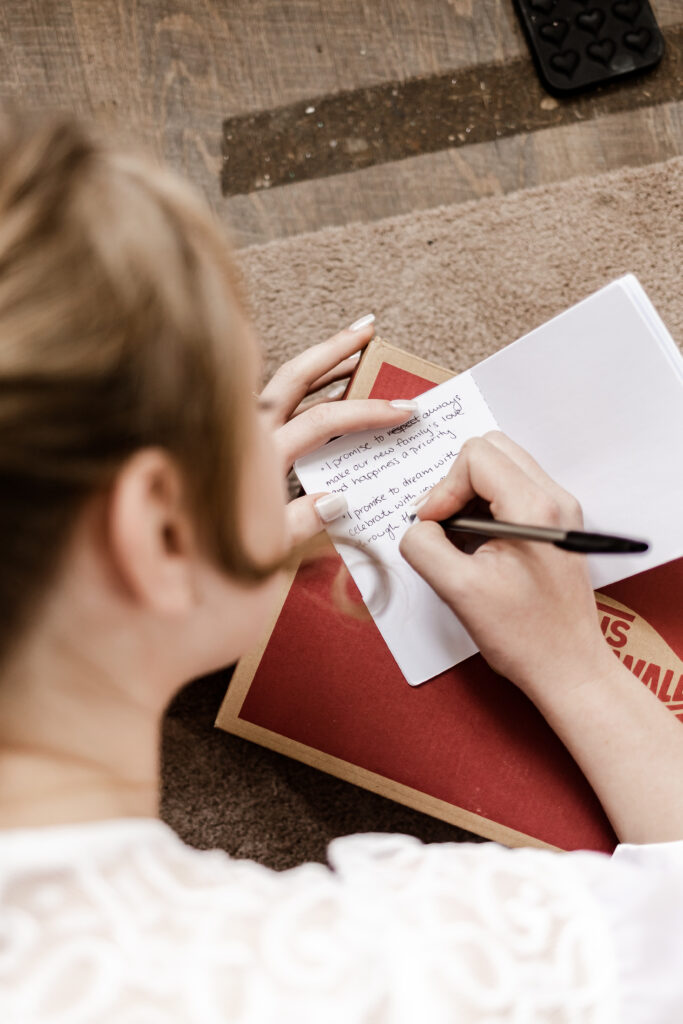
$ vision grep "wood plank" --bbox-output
[0,1,91,113]
[0,0,678,219]
[70,0,680,117]
[221,23,683,195]
[64,0,527,210]
[222,100,683,247]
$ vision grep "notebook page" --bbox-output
[471,276,683,588]
[622,274,683,382]
[295,370,498,685]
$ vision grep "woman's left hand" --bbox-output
[258,317,417,546]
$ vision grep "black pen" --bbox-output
[407,514,649,554]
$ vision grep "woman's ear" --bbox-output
[107,449,199,615]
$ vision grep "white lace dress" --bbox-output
[0,819,681,1023]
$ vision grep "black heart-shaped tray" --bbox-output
[514,0,664,96]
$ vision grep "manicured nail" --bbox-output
[349,350,362,363]
[315,493,348,523]
[326,382,347,399]
[390,400,419,412]
[349,313,375,332]
[404,494,431,520]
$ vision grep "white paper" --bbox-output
[296,275,683,689]
[295,370,499,685]
[470,275,683,588]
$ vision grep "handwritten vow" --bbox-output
[295,371,499,684]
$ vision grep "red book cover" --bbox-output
[216,341,683,852]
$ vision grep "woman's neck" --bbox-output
[0,748,159,828]
[0,618,165,829]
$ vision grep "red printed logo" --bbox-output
[596,595,683,721]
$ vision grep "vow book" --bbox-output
[295,276,683,685]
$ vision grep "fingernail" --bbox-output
[326,382,347,399]
[315,493,348,523]
[349,350,362,363]
[349,313,375,332]
[404,494,431,520]
[390,399,418,412]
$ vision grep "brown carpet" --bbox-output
[161,157,683,871]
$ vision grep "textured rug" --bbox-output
[161,157,683,871]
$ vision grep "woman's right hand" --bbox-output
[402,431,683,845]
[399,432,615,702]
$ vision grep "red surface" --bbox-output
[239,363,683,852]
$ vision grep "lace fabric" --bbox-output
[0,820,620,1023]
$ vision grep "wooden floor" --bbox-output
[0,0,681,246]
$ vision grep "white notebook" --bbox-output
[295,276,683,685]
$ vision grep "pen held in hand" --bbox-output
[407,514,649,554]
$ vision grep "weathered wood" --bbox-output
[0,1,679,244]
[221,24,683,196]
[224,100,683,246]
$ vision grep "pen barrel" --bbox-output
[444,518,565,543]
[442,518,649,554]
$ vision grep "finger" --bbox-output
[482,431,583,526]
[291,381,348,418]
[400,520,478,608]
[286,492,347,547]
[307,354,361,393]
[415,436,564,527]
[277,398,417,468]
[260,318,375,422]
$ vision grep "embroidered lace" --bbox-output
[0,820,619,1023]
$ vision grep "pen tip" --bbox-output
[626,540,650,553]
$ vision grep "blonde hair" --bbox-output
[0,112,270,662]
